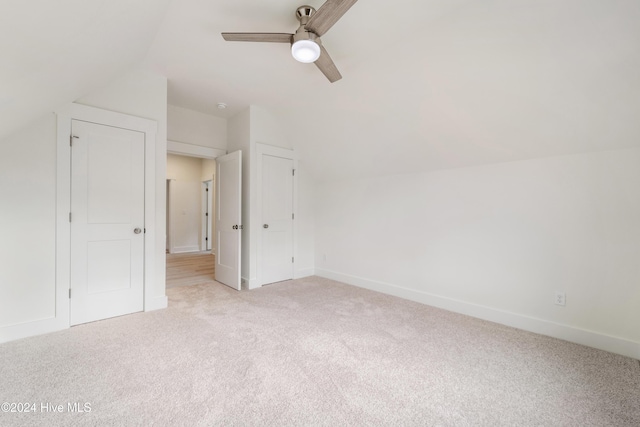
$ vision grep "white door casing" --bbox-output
[215,151,242,290]
[202,180,213,251]
[70,120,145,325]
[260,154,294,285]
[208,179,214,252]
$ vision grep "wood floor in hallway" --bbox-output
[166,252,216,288]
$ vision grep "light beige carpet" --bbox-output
[1,276,638,426]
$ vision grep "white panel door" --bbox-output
[215,151,242,290]
[70,120,145,325]
[261,154,294,285]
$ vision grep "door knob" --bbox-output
[263,224,269,229]
[134,228,142,234]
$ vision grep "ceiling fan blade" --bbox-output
[221,33,293,43]
[305,0,358,36]
[315,45,342,83]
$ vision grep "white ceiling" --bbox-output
[3,0,640,181]
[0,0,170,139]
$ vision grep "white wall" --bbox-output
[0,115,57,329]
[315,148,640,359]
[293,159,315,278]
[167,154,204,181]
[168,104,226,150]
[167,154,205,253]
[201,159,216,182]
[0,68,167,343]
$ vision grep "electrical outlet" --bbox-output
[554,291,566,306]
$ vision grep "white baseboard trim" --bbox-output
[315,268,640,360]
[171,246,201,254]
[0,316,68,345]
[246,278,260,290]
[295,268,315,279]
[145,295,168,311]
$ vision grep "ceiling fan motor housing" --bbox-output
[295,5,316,25]
[293,5,320,45]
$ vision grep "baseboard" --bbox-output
[315,268,640,360]
[295,268,315,279]
[145,295,168,311]
[245,278,260,290]
[0,316,68,345]
[171,245,201,254]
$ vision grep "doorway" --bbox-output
[165,152,218,288]
[166,154,216,254]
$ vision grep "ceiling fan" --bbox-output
[221,0,358,83]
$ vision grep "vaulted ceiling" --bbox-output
[3,0,640,181]
[0,0,170,139]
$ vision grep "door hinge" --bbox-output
[292,257,294,263]
[292,169,295,176]
[206,212,208,216]
[205,237,208,241]
[69,289,71,299]
[292,213,294,220]
[69,212,72,222]
[144,228,146,234]
[70,135,79,146]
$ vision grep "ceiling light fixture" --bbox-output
[291,39,320,63]
[217,102,227,109]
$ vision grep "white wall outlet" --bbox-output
[554,291,566,306]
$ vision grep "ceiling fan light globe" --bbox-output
[291,40,320,63]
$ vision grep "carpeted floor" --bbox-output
[1,276,638,426]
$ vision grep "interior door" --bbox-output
[215,151,242,289]
[261,154,294,285]
[70,120,145,325]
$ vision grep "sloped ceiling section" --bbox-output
[0,0,170,140]
[146,0,640,182]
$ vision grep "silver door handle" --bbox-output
[134,228,142,234]
[263,224,269,229]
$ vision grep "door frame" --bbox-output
[255,143,298,287]
[201,180,214,252]
[56,103,159,329]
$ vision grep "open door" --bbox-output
[215,151,242,289]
